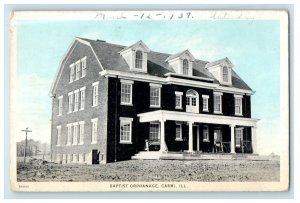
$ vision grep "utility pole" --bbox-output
[21,127,32,163]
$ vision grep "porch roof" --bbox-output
[137,110,259,127]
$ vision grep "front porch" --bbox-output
[137,110,259,156]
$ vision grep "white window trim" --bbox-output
[213,92,223,114]
[119,117,133,144]
[67,92,74,114]
[120,79,134,106]
[56,126,62,146]
[72,122,79,145]
[235,127,244,148]
[203,126,210,142]
[79,87,86,110]
[58,96,63,116]
[73,89,79,112]
[81,57,87,78]
[69,64,75,83]
[175,91,183,109]
[78,121,85,145]
[92,82,99,107]
[91,118,98,144]
[66,123,73,146]
[175,122,183,141]
[149,122,160,141]
[149,83,162,108]
[234,95,243,116]
[202,95,209,112]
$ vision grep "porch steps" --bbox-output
[131,151,161,160]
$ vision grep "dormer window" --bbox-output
[223,66,229,82]
[183,59,189,75]
[119,40,150,73]
[135,51,143,69]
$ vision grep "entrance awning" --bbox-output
[137,110,259,127]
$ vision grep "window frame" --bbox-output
[213,92,223,114]
[68,92,74,113]
[67,124,73,145]
[175,122,183,141]
[203,125,210,142]
[120,79,134,105]
[56,126,61,146]
[92,81,99,107]
[149,83,162,108]
[81,56,87,78]
[91,118,98,144]
[72,123,78,145]
[234,95,243,116]
[119,117,133,144]
[149,122,160,142]
[78,121,85,145]
[75,60,81,81]
[58,96,63,116]
[202,95,209,112]
[135,50,143,69]
[79,87,86,110]
[182,59,189,75]
[175,91,183,109]
[69,64,75,83]
[73,90,79,112]
[223,66,229,82]
[235,128,244,148]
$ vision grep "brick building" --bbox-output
[49,37,259,164]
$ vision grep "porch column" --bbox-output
[230,124,236,153]
[251,126,257,154]
[160,119,167,152]
[188,121,194,153]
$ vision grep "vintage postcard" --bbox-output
[10,10,289,192]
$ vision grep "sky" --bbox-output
[14,19,280,155]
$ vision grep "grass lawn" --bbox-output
[17,158,280,182]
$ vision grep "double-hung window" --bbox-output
[73,90,79,112]
[202,95,209,112]
[150,83,161,108]
[79,121,85,144]
[120,80,133,105]
[175,123,182,141]
[81,57,87,77]
[80,87,86,110]
[92,82,99,107]
[72,123,78,145]
[120,117,133,144]
[213,92,222,114]
[235,128,243,148]
[149,123,160,141]
[203,126,209,142]
[223,66,229,82]
[69,64,75,83]
[56,126,61,146]
[183,59,189,75]
[234,95,243,115]
[175,91,183,109]
[67,124,72,145]
[58,96,63,116]
[135,51,143,69]
[75,61,81,81]
[91,118,98,144]
[68,92,74,113]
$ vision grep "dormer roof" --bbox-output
[119,40,150,54]
[205,57,234,69]
[165,49,195,62]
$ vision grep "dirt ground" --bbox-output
[17,157,280,182]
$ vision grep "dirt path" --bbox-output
[17,159,280,182]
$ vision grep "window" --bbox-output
[73,154,78,163]
[92,82,99,107]
[183,59,189,75]
[81,57,87,77]
[56,126,61,146]
[67,124,72,145]
[135,51,143,69]
[186,89,199,113]
[191,97,197,106]
[91,118,98,144]
[202,95,209,112]
[68,92,74,113]
[58,96,63,116]
[235,128,243,147]
[213,92,222,113]
[150,84,161,107]
[73,123,78,145]
[149,123,160,141]
[73,90,79,112]
[120,117,133,144]
[175,123,182,141]
[234,95,243,115]
[80,87,86,110]
[203,126,209,142]
[79,121,85,144]
[175,92,183,109]
[223,66,228,82]
[69,64,75,83]
[120,80,133,105]
[75,61,81,80]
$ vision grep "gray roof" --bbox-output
[78,38,252,91]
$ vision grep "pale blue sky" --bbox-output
[15,19,280,154]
